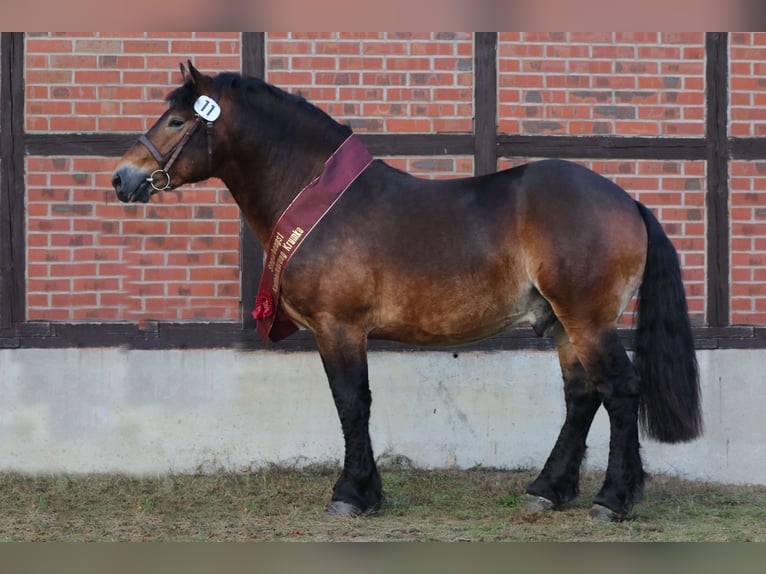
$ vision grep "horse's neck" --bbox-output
[221,126,347,246]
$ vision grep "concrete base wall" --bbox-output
[0,348,764,484]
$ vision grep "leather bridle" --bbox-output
[137,90,219,193]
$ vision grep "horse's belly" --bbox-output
[369,283,549,347]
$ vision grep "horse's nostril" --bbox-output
[111,173,122,191]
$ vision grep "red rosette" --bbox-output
[252,290,275,320]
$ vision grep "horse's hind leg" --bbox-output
[583,330,645,521]
[544,325,644,521]
[314,325,382,517]
[525,322,602,512]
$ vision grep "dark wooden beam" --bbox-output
[25,132,136,156]
[730,137,766,159]
[25,132,477,158]
[474,32,498,175]
[239,32,266,330]
[360,133,474,156]
[705,32,730,327]
[497,135,707,160]
[0,33,26,332]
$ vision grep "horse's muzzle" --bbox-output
[112,165,152,203]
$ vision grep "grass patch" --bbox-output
[0,468,763,541]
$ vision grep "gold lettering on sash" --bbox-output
[266,232,284,272]
[267,227,304,292]
[283,227,304,252]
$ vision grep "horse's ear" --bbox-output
[187,60,209,91]
[179,61,189,83]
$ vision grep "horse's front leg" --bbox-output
[314,325,381,517]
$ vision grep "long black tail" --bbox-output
[633,201,702,443]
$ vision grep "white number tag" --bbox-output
[194,95,221,122]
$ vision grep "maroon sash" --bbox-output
[252,134,373,344]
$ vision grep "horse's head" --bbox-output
[112,61,223,203]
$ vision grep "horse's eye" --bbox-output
[168,117,185,129]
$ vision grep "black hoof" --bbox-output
[324,500,364,517]
[588,504,625,522]
[522,494,555,514]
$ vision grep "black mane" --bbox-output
[166,72,351,138]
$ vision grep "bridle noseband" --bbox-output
[137,90,220,193]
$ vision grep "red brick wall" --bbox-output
[25,157,240,322]
[730,33,766,325]
[17,32,766,328]
[265,32,474,134]
[25,32,240,133]
[498,32,705,137]
[730,161,766,325]
[25,33,242,322]
[730,33,766,137]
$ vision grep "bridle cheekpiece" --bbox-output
[138,91,221,193]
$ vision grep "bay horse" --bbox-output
[111,62,702,522]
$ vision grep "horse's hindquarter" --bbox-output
[280,159,647,346]
[514,160,648,331]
